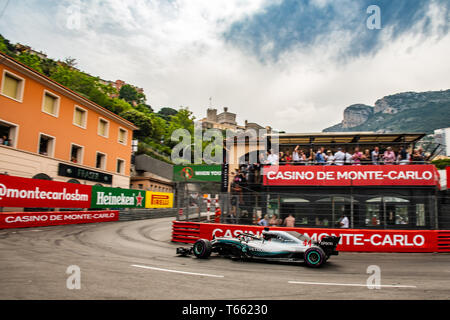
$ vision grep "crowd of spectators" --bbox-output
[260,145,429,166]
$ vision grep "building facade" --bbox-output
[0,52,138,188]
[200,107,271,132]
[130,154,174,193]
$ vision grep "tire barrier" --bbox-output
[172,221,450,253]
[437,231,450,252]
[172,222,201,243]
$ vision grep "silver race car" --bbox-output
[176,228,340,268]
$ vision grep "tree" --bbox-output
[119,84,139,104]
[0,34,16,56]
[119,109,153,138]
[157,107,178,121]
[64,57,77,68]
[16,52,44,73]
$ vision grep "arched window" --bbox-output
[32,173,52,180]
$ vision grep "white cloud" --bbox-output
[0,0,449,133]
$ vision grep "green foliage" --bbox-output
[119,109,153,138]
[0,34,16,56]
[119,84,146,105]
[432,159,450,170]
[157,107,178,121]
[16,52,44,73]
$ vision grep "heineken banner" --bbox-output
[91,186,146,208]
[146,191,174,208]
[173,165,222,182]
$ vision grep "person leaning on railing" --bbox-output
[383,147,396,165]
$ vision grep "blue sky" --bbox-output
[225,0,449,62]
[0,0,449,132]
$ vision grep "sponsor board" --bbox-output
[0,175,91,208]
[58,163,113,184]
[263,164,440,187]
[0,210,119,229]
[91,186,145,208]
[196,223,438,252]
[173,165,222,182]
[146,191,174,208]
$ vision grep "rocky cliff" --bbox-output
[323,89,450,133]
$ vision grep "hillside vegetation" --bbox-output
[0,34,195,162]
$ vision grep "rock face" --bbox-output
[341,104,374,128]
[323,89,450,133]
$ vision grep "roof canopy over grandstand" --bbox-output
[269,132,426,148]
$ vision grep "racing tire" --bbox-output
[193,239,212,259]
[304,247,326,268]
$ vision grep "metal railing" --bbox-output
[177,191,450,230]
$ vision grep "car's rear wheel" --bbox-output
[304,247,326,268]
[193,239,212,259]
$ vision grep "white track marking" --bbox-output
[288,281,416,288]
[131,264,224,278]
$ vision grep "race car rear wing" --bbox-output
[319,236,341,256]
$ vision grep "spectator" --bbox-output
[285,151,292,164]
[397,146,410,165]
[315,147,325,165]
[284,214,295,227]
[344,150,353,165]
[2,135,10,146]
[257,214,270,226]
[371,146,380,165]
[325,150,334,165]
[306,148,315,165]
[0,136,4,144]
[418,147,426,164]
[269,214,282,226]
[279,151,286,165]
[292,146,301,164]
[412,149,424,164]
[334,148,345,166]
[298,149,307,165]
[362,149,371,165]
[383,147,396,165]
[338,214,349,228]
[259,151,267,165]
[267,150,279,165]
[352,147,363,165]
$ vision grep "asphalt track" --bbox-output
[0,217,449,300]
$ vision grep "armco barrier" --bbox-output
[0,210,119,229]
[172,221,450,253]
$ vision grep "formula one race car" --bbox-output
[176,228,340,268]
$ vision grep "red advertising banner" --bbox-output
[447,166,450,189]
[263,164,440,187]
[0,210,119,229]
[0,175,92,208]
[196,223,438,253]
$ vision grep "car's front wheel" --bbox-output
[193,239,212,259]
[304,247,326,268]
